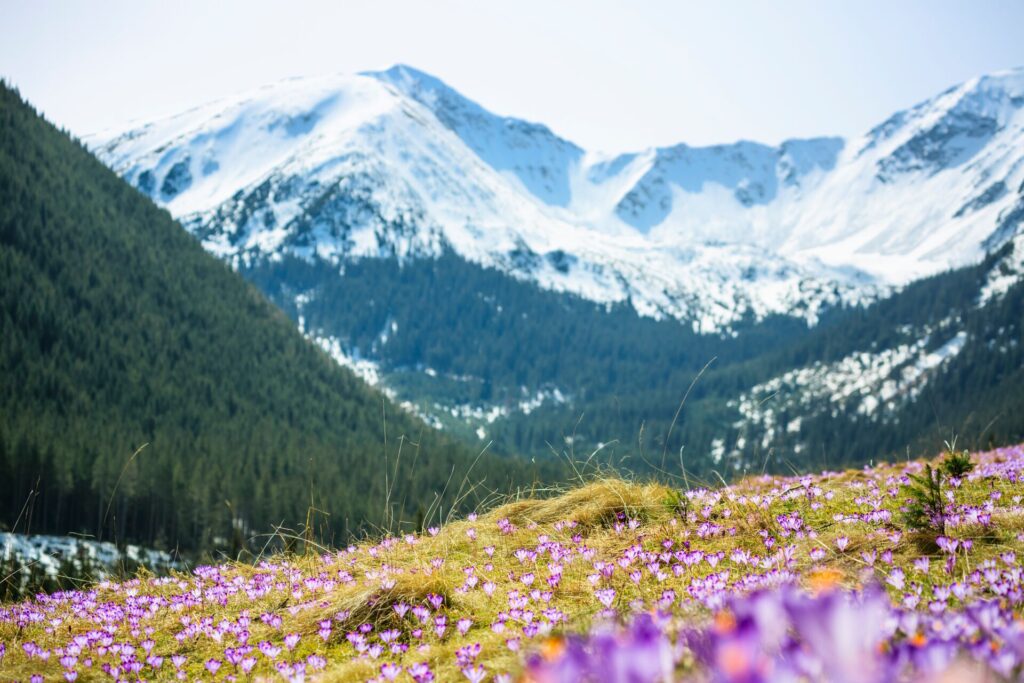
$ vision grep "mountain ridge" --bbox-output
[88,64,1024,330]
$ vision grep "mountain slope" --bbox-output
[480,233,1024,475]
[722,236,1024,471]
[0,83,549,552]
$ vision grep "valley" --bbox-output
[80,66,1024,476]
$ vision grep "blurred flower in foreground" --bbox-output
[524,613,674,683]
[527,582,1018,682]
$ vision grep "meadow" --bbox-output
[2,444,1023,682]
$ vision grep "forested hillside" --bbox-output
[0,83,554,553]
[242,252,807,413]
[246,246,1024,480]
[493,249,1024,475]
[719,247,1024,467]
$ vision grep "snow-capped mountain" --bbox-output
[88,66,1024,330]
[78,66,1024,466]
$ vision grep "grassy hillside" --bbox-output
[0,82,555,552]
[2,444,1022,681]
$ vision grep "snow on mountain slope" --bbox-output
[776,70,1024,281]
[730,328,969,456]
[607,137,844,236]
[1,533,179,585]
[88,66,1024,329]
[981,233,1024,305]
[608,70,1024,284]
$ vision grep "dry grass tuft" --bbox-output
[484,478,673,529]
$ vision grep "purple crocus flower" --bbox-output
[595,588,616,608]
[380,662,402,680]
[409,661,435,682]
[258,641,281,659]
[784,586,890,683]
[462,664,487,682]
[886,569,905,590]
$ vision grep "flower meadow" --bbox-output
[2,445,1024,682]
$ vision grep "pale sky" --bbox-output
[2,0,1023,153]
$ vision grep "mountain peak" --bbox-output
[365,63,483,118]
[366,64,583,206]
[365,63,578,146]
[366,63,448,89]
[966,66,1024,96]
